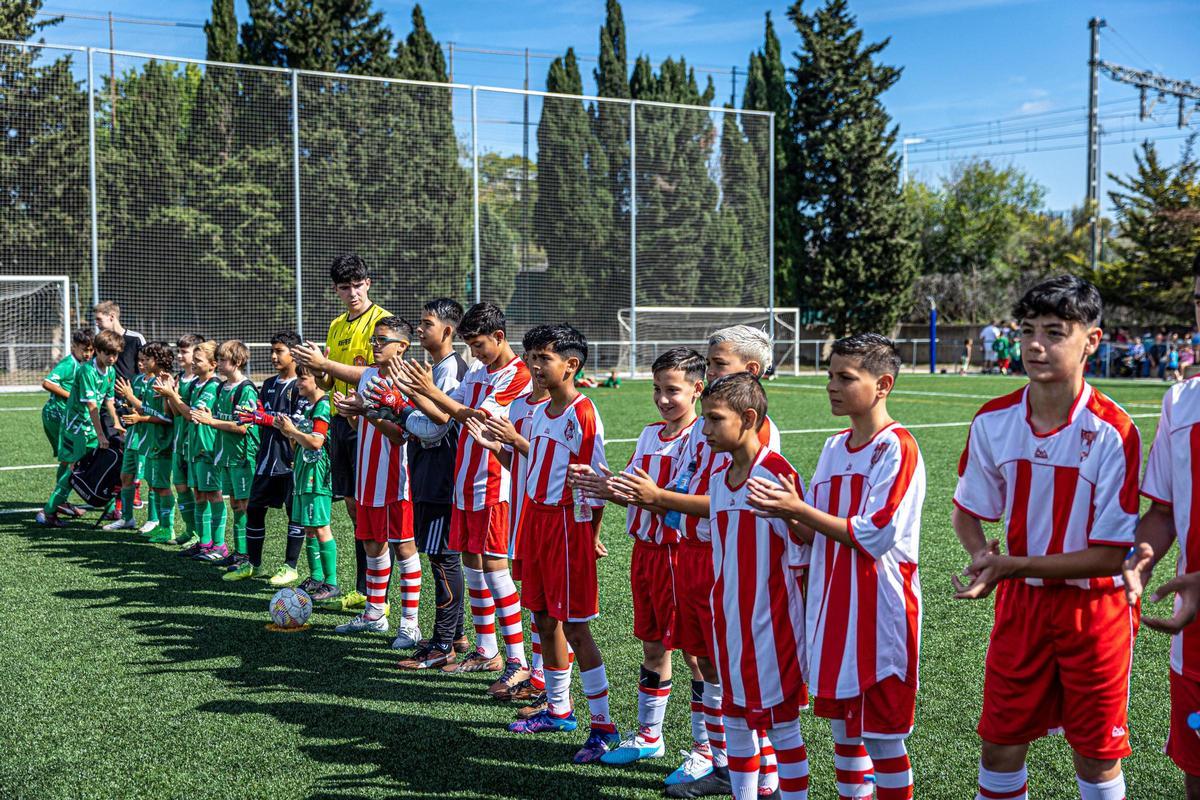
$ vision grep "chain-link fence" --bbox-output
[0,41,773,385]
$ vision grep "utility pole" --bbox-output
[108,11,117,130]
[1085,17,1105,273]
[901,137,924,188]
[522,47,529,276]
[731,65,738,107]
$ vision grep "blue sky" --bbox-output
[31,0,1200,212]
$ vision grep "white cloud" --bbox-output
[1018,99,1054,113]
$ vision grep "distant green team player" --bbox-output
[36,329,126,528]
[109,359,154,532]
[276,362,339,603]
[179,341,224,561]
[193,340,259,569]
[41,330,94,454]
[116,342,177,540]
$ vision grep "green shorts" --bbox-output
[120,445,144,477]
[42,407,62,453]
[191,460,221,493]
[172,449,189,486]
[220,462,255,500]
[292,492,331,528]
[145,456,174,490]
[56,429,94,464]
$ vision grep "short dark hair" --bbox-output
[652,347,706,383]
[459,301,507,338]
[522,324,555,353]
[141,341,175,372]
[329,253,369,284]
[525,323,588,369]
[831,333,902,378]
[71,329,93,348]
[1013,274,1103,327]
[295,362,317,379]
[270,331,301,349]
[701,373,767,431]
[176,333,205,349]
[424,298,464,328]
[375,315,414,341]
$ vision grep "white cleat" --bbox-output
[103,519,139,531]
[334,613,390,634]
[139,520,159,534]
[390,621,422,650]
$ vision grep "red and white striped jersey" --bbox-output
[355,366,410,506]
[524,393,608,507]
[805,423,925,699]
[672,415,781,543]
[709,445,808,713]
[1141,375,1200,678]
[506,391,550,555]
[449,356,531,511]
[625,418,698,545]
[954,382,1141,590]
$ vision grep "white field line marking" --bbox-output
[0,407,39,412]
[1,464,57,471]
[0,507,41,515]
[768,382,1163,408]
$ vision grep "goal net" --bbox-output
[614,306,801,376]
[0,277,72,392]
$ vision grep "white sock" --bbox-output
[484,568,526,666]
[864,737,911,799]
[579,664,614,732]
[545,665,572,718]
[702,681,728,768]
[398,553,421,624]
[766,721,809,800]
[724,716,760,800]
[832,720,873,799]
[636,666,670,745]
[977,762,1028,800]
[529,623,545,688]
[463,566,497,658]
[1077,773,1125,800]
[365,551,391,619]
[689,680,710,752]
[759,731,779,793]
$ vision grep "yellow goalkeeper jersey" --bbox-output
[324,302,390,412]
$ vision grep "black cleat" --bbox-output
[664,765,733,798]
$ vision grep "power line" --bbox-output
[38,8,204,29]
[908,127,1196,165]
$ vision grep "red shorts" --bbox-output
[449,503,509,557]
[1167,670,1200,775]
[724,688,807,729]
[672,540,716,659]
[631,540,678,646]
[978,580,1138,760]
[814,676,915,739]
[354,500,413,543]
[520,501,598,623]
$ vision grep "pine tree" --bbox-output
[239,0,394,74]
[1099,138,1200,320]
[786,0,918,335]
[0,0,59,40]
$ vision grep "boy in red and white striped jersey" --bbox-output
[331,317,414,635]
[748,334,923,800]
[571,348,704,766]
[952,276,1141,800]
[392,302,532,690]
[703,373,810,800]
[1123,254,1200,798]
[504,324,621,765]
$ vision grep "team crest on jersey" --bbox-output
[564,418,577,442]
[353,355,367,367]
[870,441,889,467]
[1080,429,1097,461]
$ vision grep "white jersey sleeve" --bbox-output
[848,427,925,559]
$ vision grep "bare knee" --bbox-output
[980,741,1028,773]
[1073,754,1120,784]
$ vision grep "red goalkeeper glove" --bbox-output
[237,401,275,427]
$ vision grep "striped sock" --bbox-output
[833,720,874,798]
[485,568,526,667]
[398,554,421,623]
[702,681,728,768]
[464,566,497,658]
[636,666,670,745]
[529,623,545,689]
[769,722,809,800]
[365,550,391,620]
[580,664,615,733]
[759,732,779,794]
[545,665,572,718]
[690,680,709,752]
[864,738,912,800]
[977,763,1028,800]
[725,717,760,800]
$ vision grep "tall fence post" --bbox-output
[768,112,776,358]
[291,70,303,338]
[86,48,100,310]
[628,99,637,379]
[471,87,481,305]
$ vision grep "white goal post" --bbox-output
[0,276,72,393]
[616,306,802,377]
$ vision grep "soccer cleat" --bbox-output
[198,544,230,563]
[270,566,300,587]
[101,508,119,522]
[396,644,455,671]
[57,503,86,518]
[35,510,65,528]
[103,519,139,532]
[507,709,577,734]
[211,552,239,569]
[138,520,159,535]
[296,576,321,594]
[419,637,471,654]
[335,613,390,634]
[599,730,666,764]
[515,691,549,720]
[664,749,715,787]
[502,678,544,705]
[133,486,144,509]
[342,590,367,610]
[310,583,343,604]
[147,529,175,544]
[177,540,205,558]
[222,561,261,582]
[573,728,623,764]
[758,788,779,799]
[442,649,504,674]
[390,621,422,650]
[664,764,733,798]
[487,659,532,700]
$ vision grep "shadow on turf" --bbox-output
[7,518,668,799]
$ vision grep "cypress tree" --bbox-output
[591,0,630,336]
[786,0,918,335]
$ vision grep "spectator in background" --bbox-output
[1129,337,1146,379]
[1010,333,1023,375]
[958,338,973,375]
[1151,332,1168,380]
[1191,324,1200,363]
[1167,342,1182,382]
[93,301,144,384]
[979,321,1000,373]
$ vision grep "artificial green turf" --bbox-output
[0,374,1183,798]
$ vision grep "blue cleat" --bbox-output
[600,728,666,764]
[573,728,623,764]
[508,709,578,734]
[664,748,715,786]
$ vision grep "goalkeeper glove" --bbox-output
[237,401,275,428]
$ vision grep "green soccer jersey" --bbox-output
[127,375,153,453]
[293,396,331,497]
[213,380,260,467]
[143,378,174,459]
[62,359,116,444]
[173,374,197,458]
[187,377,221,463]
[42,355,81,421]
[994,336,1011,360]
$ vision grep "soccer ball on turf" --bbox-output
[270,588,312,628]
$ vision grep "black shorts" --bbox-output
[328,414,357,499]
[249,472,293,510]
[413,502,455,555]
